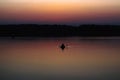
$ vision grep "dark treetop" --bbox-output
[0,24,120,37]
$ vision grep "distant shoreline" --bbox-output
[0,24,120,37]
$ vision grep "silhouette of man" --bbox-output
[60,43,65,51]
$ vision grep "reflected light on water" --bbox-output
[0,37,120,80]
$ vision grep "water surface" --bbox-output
[0,37,120,80]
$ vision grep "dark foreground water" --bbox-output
[0,37,120,80]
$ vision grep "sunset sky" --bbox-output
[0,0,120,25]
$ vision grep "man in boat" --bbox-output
[60,43,65,51]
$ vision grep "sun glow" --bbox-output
[0,0,120,24]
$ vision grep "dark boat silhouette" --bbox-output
[60,43,65,51]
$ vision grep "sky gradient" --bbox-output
[0,0,120,25]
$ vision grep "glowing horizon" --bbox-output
[0,0,120,24]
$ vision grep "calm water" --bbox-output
[0,37,120,80]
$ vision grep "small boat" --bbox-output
[60,43,65,50]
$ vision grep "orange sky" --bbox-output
[0,0,120,24]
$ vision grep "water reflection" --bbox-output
[0,37,120,80]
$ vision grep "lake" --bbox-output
[0,37,120,80]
